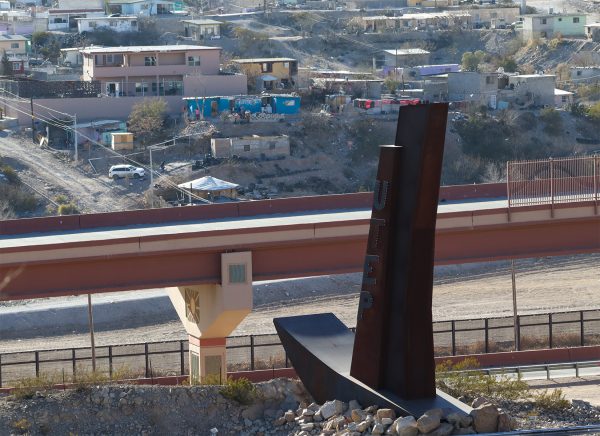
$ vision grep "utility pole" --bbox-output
[149,146,154,187]
[511,259,519,351]
[30,97,35,143]
[395,48,398,82]
[73,114,78,161]
[87,294,97,372]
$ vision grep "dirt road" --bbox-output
[0,133,140,214]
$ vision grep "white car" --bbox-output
[109,164,145,180]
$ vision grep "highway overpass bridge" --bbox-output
[1,185,598,382]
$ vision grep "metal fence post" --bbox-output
[108,346,113,378]
[546,365,550,380]
[575,362,580,378]
[144,343,149,378]
[0,354,2,388]
[549,158,554,218]
[250,335,255,371]
[179,340,185,376]
[580,311,585,346]
[72,348,76,380]
[516,315,521,351]
[451,320,456,356]
[506,161,511,222]
[549,313,553,349]
[484,318,489,354]
[35,351,40,377]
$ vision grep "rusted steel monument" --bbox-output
[274,103,470,416]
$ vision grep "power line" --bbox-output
[0,96,210,203]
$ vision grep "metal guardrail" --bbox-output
[450,360,600,381]
[1,308,599,388]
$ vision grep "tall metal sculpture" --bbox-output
[274,103,470,416]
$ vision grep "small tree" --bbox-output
[1,52,12,76]
[498,56,518,73]
[461,51,484,72]
[383,76,400,94]
[128,98,168,145]
[589,102,600,121]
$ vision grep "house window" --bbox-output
[261,62,273,73]
[243,144,251,152]
[558,18,562,21]
[88,21,96,27]
[10,43,19,49]
[562,96,567,102]
[573,17,580,23]
[577,71,582,76]
[190,352,199,383]
[187,56,201,66]
[541,18,547,24]
[228,264,246,284]
[106,54,113,63]
[110,20,117,26]
[12,62,20,71]
[131,20,137,26]
[135,82,148,94]
[485,76,494,84]
[269,142,276,149]
[283,62,289,68]
[145,56,157,66]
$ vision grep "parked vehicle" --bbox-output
[109,164,145,180]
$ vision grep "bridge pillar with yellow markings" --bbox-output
[167,252,253,383]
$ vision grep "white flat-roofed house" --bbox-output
[554,88,573,107]
[106,0,175,16]
[182,19,222,40]
[383,48,430,68]
[45,8,105,31]
[585,23,600,41]
[80,44,247,97]
[77,16,139,33]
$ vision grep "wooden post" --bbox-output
[511,260,519,351]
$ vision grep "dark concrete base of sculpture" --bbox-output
[274,313,472,417]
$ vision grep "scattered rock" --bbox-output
[470,403,499,433]
[417,409,442,433]
[319,400,345,420]
[394,415,418,436]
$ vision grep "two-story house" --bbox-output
[520,13,587,40]
[231,57,298,91]
[80,45,246,97]
[447,71,499,107]
[0,34,28,56]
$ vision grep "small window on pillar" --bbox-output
[228,264,246,284]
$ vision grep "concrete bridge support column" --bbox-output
[167,252,252,383]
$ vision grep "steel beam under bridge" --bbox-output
[1,194,599,301]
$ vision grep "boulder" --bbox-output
[394,416,418,436]
[446,412,472,429]
[377,408,396,420]
[372,423,385,435]
[428,422,454,436]
[319,400,345,420]
[497,412,515,432]
[351,409,366,423]
[417,410,442,434]
[470,404,499,433]
[471,397,490,408]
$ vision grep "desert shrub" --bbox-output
[54,194,69,205]
[11,418,31,434]
[0,164,19,184]
[455,115,513,161]
[539,108,563,136]
[0,184,37,213]
[12,374,56,400]
[57,202,79,215]
[588,102,600,121]
[436,358,529,403]
[514,111,537,131]
[220,377,258,405]
[534,389,570,411]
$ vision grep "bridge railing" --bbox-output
[507,156,600,211]
[1,308,599,388]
